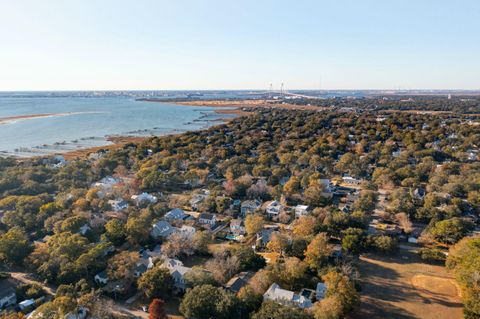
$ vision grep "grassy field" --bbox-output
[353,245,463,319]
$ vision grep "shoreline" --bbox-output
[0,112,105,125]
[57,107,242,160]
[62,136,148,160]
[139,98,330,113]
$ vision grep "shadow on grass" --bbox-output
[354,252,462,319]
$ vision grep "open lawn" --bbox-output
[353,246,463,319]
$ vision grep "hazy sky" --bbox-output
[1,0,479,91]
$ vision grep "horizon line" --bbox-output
[1,88,480,93]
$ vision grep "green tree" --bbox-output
[104,219,126,246]
[179,285,239,319]
[0,227,32,265]
[429,218,469,244]
[238,286,263,319]
[446,237,480,318]
[138,266,173,299]
[341,228,364,254]
[370,235,397,253]
[251,301,313,319]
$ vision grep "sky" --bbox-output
[0,0,479,91]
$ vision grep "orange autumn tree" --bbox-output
[149,298,168,319]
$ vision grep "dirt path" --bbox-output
[353,247,463,319]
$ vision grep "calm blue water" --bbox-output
[0,95,234,157]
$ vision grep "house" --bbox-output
[151,221,176,239]
[18,299,35,311]
[162,258,192,291]
[136,247,156,277]
[0,279,17,309]
[98,242,115,257]
[48,155,67,169]
[330,244,343,258]
[131,192,157,205]
[342,176,362,185]
[108,199,129,212]
[294,205,309,218]
[230,219,246,236]
[255,228,277,248]
[339,203,351,214]
[299,288,315,302]
[225,272,253,293]
[408,236,418,244]
[316,282,327,300]
[65,307,88,319]
[198,213,216,227]
[92,176,120,191]
[392,150,402,158]
[190,192,209,210]
[240,199,262,216]
[142,245,162,259]
[319,179,334,197]
[412,188,426,200]
[134,263,148,277]
[94,270,109,285]
[265,201,283,217]
[79,223,91,235]
[230,199,241,210]
[165,208,187,221]
[263,283,312,309]
[178,225,196,237]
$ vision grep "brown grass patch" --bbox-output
[411,274,460,297]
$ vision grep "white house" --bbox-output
[263,283,312,309]
[92,176,120,190]
[165,208,187,221]
[294,205,309,218]
[162,258,192,291]
[131,192,157,205]
[265,201,283,217]
[230,219,246,236]
[342,176,362,185]
[94,270,108,285]
[151,221,176,239]
[108,199,129,212]
[18,299,35,311]
[198,213,216,227]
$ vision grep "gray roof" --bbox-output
[225,272,252,293]
[199,213,215,220]
[96,270,108,279]
[165,208,186,220]
[151,220,175,238]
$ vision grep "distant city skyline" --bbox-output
[1,0,479,91]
